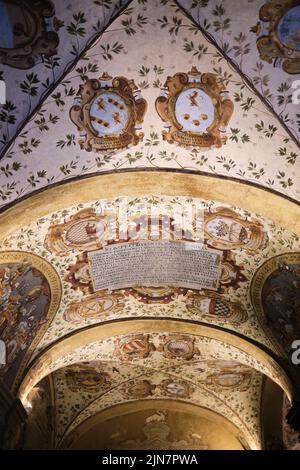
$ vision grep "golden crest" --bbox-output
[253,0,300,74]
[45,208,107,256]
[204,208,268,252]
[114,334,155,361]
[158,335,200,360]
[155,67,233,149]
[186,291,248,325]
[0,0,61,69]
[70,72,147,153]
[63,291,125,324]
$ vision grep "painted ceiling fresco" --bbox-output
[0,0,300,209]
[0,0,300,451]
[45,359,262,449]
[0,0,131,155]
[1,195,300,379]
[177,0,300,142]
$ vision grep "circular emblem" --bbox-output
[205,371,252,391]
[174,87,215,133]
[277,6,300,52]
[165,339,192,357]
[77,297,115,318]
[212,372,244,388]
[124,380,154,398]
[163,381,189,397]
[89,91,130,137]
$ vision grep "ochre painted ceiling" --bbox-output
[0,0,300,451]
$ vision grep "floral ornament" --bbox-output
[70,72,147,153]
[186,292,248,325]
[155,67,234,149]
[0,0,62,69]
[252,0,300,74]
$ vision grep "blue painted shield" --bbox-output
[175,87,215,133]
[277,5,300,51]
[89,91,129,137]
[0,1,36,49]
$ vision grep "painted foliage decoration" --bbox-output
[155,67,234,149]
[253,0,300,74]
[204,208,269,252]
[186,292,248,325]
[0,251,61,389]
[70,72,147,153]
[0,0,61,69]
[251,253,300,356]
[1,0,300,208]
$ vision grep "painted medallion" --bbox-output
[253,0,300,74]
[0,0,61,69]
[70,72,147,153]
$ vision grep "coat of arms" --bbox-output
[158,335,200,360]
[63,291,125,324]
[155,67,233,149]
[45,208,108,256]
[252,0,300,74]
[0,0,62,69]
[204,208,268,252]
[114,334,155,361]
[70,72,147,153]
[186,292,248,325]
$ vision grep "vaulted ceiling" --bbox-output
[0,0,300,450]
